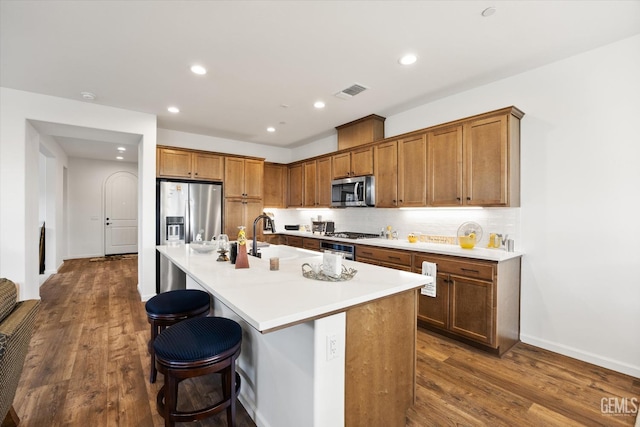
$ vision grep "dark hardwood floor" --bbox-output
[11,257,639,426]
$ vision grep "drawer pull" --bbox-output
[361,251,373,256]
[388,256,402,260]
[461,268,480,274]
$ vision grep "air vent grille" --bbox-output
[335,83,369,100]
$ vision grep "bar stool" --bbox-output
[145,289,211,383]
[153,316,242,427]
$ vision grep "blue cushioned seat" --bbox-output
[154,317,242,362]
[145,289,211,384]
[153,316,242,427]
[145,289,210,316]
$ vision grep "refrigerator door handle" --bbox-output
[185,190,192,244]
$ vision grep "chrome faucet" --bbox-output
[252,214,276,258]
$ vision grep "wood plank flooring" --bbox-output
[11,257,640,426]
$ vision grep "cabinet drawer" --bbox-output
[415,254,494,281]
[302,238,321,251]
[356,246,412,267]
[287,236,304,248]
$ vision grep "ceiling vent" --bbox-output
[335,83,369,100]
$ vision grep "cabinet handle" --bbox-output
[194,172,198,176]
[467,197,471,201]
[361,251,373,256]
[456,197,461,201]
[399,199,403,203]
[461,268,480,274]
[388,256,401,260]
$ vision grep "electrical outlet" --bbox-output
[326,334,338,361]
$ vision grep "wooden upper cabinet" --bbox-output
[428,126,463,206]
[374,141,398,208]
[157,147,224,181]
[332,146,374,179]
[332,152,352,179]
[316,157,332,207]
[263,163,287,208]
[192,152,224,181]
[287,163,303,207]
[303,160,317,207]
[224,157,263,199]
[302,156,332,207]
[336,114,385,150]
[464,112,520,207]
[397,134,427,207]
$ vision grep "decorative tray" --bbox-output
[301,263,357,282]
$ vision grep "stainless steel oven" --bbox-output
[320,241,355,260]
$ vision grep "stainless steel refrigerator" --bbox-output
[156,180,223,293]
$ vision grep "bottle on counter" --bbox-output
[235,226,250,269]
[386,225,392,240]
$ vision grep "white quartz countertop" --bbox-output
[156,244,431,333]
[273,231,522,262]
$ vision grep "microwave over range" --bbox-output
[331,176,375,208]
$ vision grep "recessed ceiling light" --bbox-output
[117,147,126,152]
[481,7,496,17]
[190,65,207,75]
[267,127,276,132]
[399,54,417,65]
[167,106,180,113]
[116,156,124,160]
[314,101,325,109]
[80,91,96,100]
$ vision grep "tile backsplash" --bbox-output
[268,207,520,248]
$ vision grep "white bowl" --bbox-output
[190,242,217,253]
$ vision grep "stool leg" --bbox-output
[164,371,179,427]
[148,320,158,383]
[227,360,237,427]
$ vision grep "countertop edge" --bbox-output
[266,231,523,262]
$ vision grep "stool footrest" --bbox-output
[157,372,241,423]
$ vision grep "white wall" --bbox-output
[157,128,291,164]
[280,35,640,377]
[0,87,157,301]
[66,157,138,258]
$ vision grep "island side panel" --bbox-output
[345,289,417,427]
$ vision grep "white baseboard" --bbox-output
[520,333,640,379]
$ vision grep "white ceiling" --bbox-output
[2,1,640,161]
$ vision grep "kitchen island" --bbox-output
[156,243,432,427]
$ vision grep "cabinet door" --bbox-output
[244,159,264,199]
[224,198,245,238]
[398,134,427,207]
[303,160,317,207]
[158,148,193,178]
[332,152,351,179]
[316,157,332,207]
[428,126,463,206]
[464,115,508,206]
[302,238,321,251]
[288,164,303,207]
[224,157,246,198]
[224,198,263,240]
[449,275,494,345]
[193,153,224,181]
[374,141,398,207]
[417,274,449,329]
[263,163,287,208]
[350,146,374,177]
[244,198,264,240]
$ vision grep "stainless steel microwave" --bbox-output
[331,176,375,207]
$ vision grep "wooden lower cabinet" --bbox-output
[355,245,412,271]
[414,253,520,355]
[286,236,304,248]
[302,237,321,252]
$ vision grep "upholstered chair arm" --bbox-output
[0,299,40,424]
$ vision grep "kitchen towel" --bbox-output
[421,261,437,297]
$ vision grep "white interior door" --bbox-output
[105,171,138,255]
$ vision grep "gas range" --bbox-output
[325,231,380,240]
